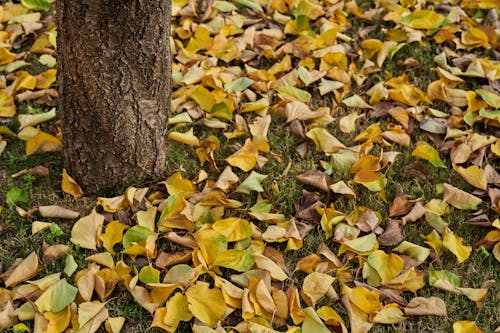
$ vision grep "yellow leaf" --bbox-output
[163,292,193,332]
[373,304,406,324]
[97,195,128,213]
[188,85,216,112]
[78,301,107,329]
[453,321,483,333]
[366,250,404,284]
[4,251,41,287]
[0,47,16,65]
[302,307,332,333]
[70,209,105,250]
[36,69,57,89]
[393,241,431,261]
[25,131,61,155]
[400,10,445,30]
[301,272,335,307]
[453,165,488,190]
[61,169,83,198]
[194,229,228,267]
[226,139,259,171]
[253,253,288,281]
[475,89,500,109]
[461,28,490,49]
[339,112,360,134]
[353,170,387,192]
[163,171,195,196]
[44,306,71,333]
[412,141,446,168]
[214,249,254,272]
[442,228,471,263]
[86,253,115,269]
[105,317,125,333]
[339,233,379,256]
[442,183,482,210]
[317,306,344,326]
[98,221,129,253]
[212,217,252,242]
[168,128,200,146]
[306,127,346,153]
[186,281,226,327]
[342,284,382,315]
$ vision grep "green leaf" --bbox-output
[214,249,254,272]
[21,0,50,11]
[51,278,78,312]
[225,77,254,93]
[235,171,267,194]
[123,225,157,249]
[213,1,238,12]
[6,187,29,207]
[233,0,263,12]
[64,255,78,277]
[139,265,160,284]
[276,86,312,102]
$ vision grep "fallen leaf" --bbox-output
[70,209,105,250]
[404,297,447,316]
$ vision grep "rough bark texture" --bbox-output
[57,0,171,193]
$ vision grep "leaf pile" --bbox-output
[1,0,499,332]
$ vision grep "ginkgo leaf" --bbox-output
[373,304,406,324]
[342,95,373,109]
[306,127,346,153]
[186,281,226,327]
[0,91,16,117]
[366,250,404,284]
[98,221,129,254]
[404,297,447,316]
[453,165,488,190]
[235,171,267,194]
[168,128,200,146]
[214,249,254,272]
[302,307,332,333]
[353,170,387,192]
[226,139,259,171]
[163,171,195,196]
[105,317,125,333]
[4,251,41,287]
[442,183,482,210]
[339,233,379,256]
[70,209,104,250]
[442,228,471,263]
[212,217,252,242]
[412,141,446,168]
[25,131,61,155]
[301,272,335,307]
[61,168,83,198]
[453,321,484,333]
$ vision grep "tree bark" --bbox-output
[57,0,171,193]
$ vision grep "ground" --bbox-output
[0,1,499,333]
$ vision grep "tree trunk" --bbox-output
[57,0,171,194]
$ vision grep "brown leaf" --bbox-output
[156,251,192,269]
[43,244,71,263]
[294,190,323,222]
[389,197,414,217]
[403,162,430,181]
[378,219,405,247]
[402,202,426,224]
[296,170,333,192]
[11,165,49,178]
[404,297,447,316]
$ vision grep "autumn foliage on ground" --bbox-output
[0,0,499,332]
